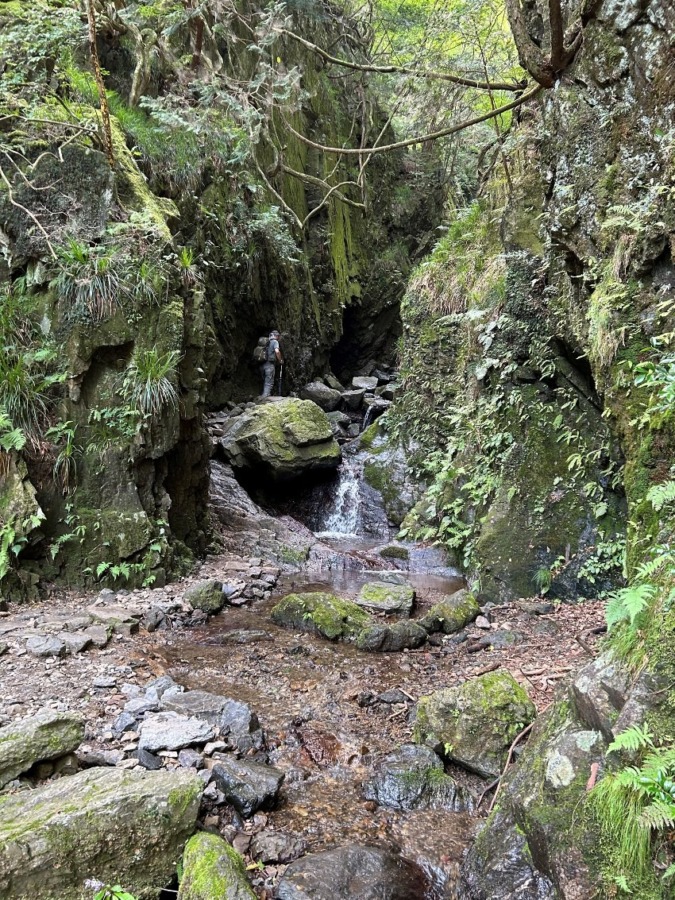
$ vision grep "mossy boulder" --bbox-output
[418,589,480,634]
[0,767,202,899]
[356,621,427,652]
[220,399,341,482]
[0,710,85,789]
[184,579,225,615]
[414,671,536,778]
[355,581,415,616]
[363,744,472,812]
[270,592,371,641]
[178,833,256,900]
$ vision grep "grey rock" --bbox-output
[137,747,163,771]
[82,625,110,648]
[113,712,139,735]
[93,676,117,688]
[570,651,630,742]
[58,632,92,654]
[356,621,427,652]
[473,629,524,650]
[0,710,85,788]
[184,580,226,616]
[378,689,411,705]
[124,697,159,716]
[142,607,169,632]
[25,635,66,658]
[211,756,284,817]
[178,748,204,770]
[0,642,7,656]
[363,744,472,812]
[418,590,480,634]
[145,675,181,701]
[276,844,427,900]
[300,382,342,412]
[341,389,366,410]
[0,767,202,899]
[323,373,344,391]
[352,376,379,391]
[161,691,263,753]
[139,712,215,752]
[250,830,307,864]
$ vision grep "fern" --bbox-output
[608,725,655,754]
[639,799,675,831]
[605,583,656,630]
[646,479,675,512]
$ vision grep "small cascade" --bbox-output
[316,456,362,536]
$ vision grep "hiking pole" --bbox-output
[278,363,284,396]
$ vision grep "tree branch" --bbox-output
[0,164,57,260]
[281,85,543,158]
[279,28,526,93]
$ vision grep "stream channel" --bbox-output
[158,445,484,898]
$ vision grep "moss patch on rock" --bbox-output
[270,592,372,641]
[178,832,256,900]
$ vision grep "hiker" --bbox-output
[257,329,283,398]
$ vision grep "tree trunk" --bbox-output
[85,0,115,169]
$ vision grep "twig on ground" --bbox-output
[476,776,500,809]
[488,721,535,813]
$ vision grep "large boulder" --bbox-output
[363,744,472,812]
[418,589,479,634]
[178,832,256,900]
[139,712,215,752]
[271,592,371,641]
[300,382,341,412]
[355,581,415,616]
[0,767,202,899]
[0,711,84,788]
[276,844,427,899]
[414,671,536,778]
[220,399,340,482]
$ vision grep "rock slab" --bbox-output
[0,710,85,789]
[355,581,415,616]
[212,756,284,817]
[363,744,471,812]
[0,767,202,899]
[139,711,215,752]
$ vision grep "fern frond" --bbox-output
[608,725,655,755]
[605,584,656,629]
[639,799,675,831]
[647,479,675,511]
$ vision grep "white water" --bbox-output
[316,457,362,536]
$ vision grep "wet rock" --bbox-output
[220,399,341,482]
[414,671,536,778]
[0,710,85,788]
[139,712,215,752]
[276,844,426,899]
[184,580,226,616]
[324,373,344,391]
[178,832,256,900]
[211,757,284,818]
[271,592,371,641]
[326,410,351,429]
[352,376,379,391]
[137,747,163,770]
[251,830,308,864]
[142,607,169,632]
[363,744,472,812]
[418,589,480,634]
[0,767,202,899]
[356,621,427,652]
[218,629,272,644]
[570,650,630,741]
[378,689,411,705]
[25,635,66,658]
[341,389,366,410]
[300,382,342,412]
[161,691,263,753]
[355,581,415,616]
[461,809,556,899]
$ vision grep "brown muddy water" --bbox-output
[157,569,481,897]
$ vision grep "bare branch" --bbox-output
[0,164,58,260]
[281,85,543,158]
[280,165,364,212]
[279,28,526,93]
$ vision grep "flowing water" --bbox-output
[315,455,362,536]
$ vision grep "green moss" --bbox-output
[179,832,256,899]
[379,545,409,560]
[271,591,372,641]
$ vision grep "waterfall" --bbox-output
[316,456,362,536]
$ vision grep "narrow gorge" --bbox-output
[1,0,674,898]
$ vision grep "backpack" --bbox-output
[253,336,269,364]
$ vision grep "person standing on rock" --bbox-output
[261,330,283,399]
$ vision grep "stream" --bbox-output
[158,449,480,897]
